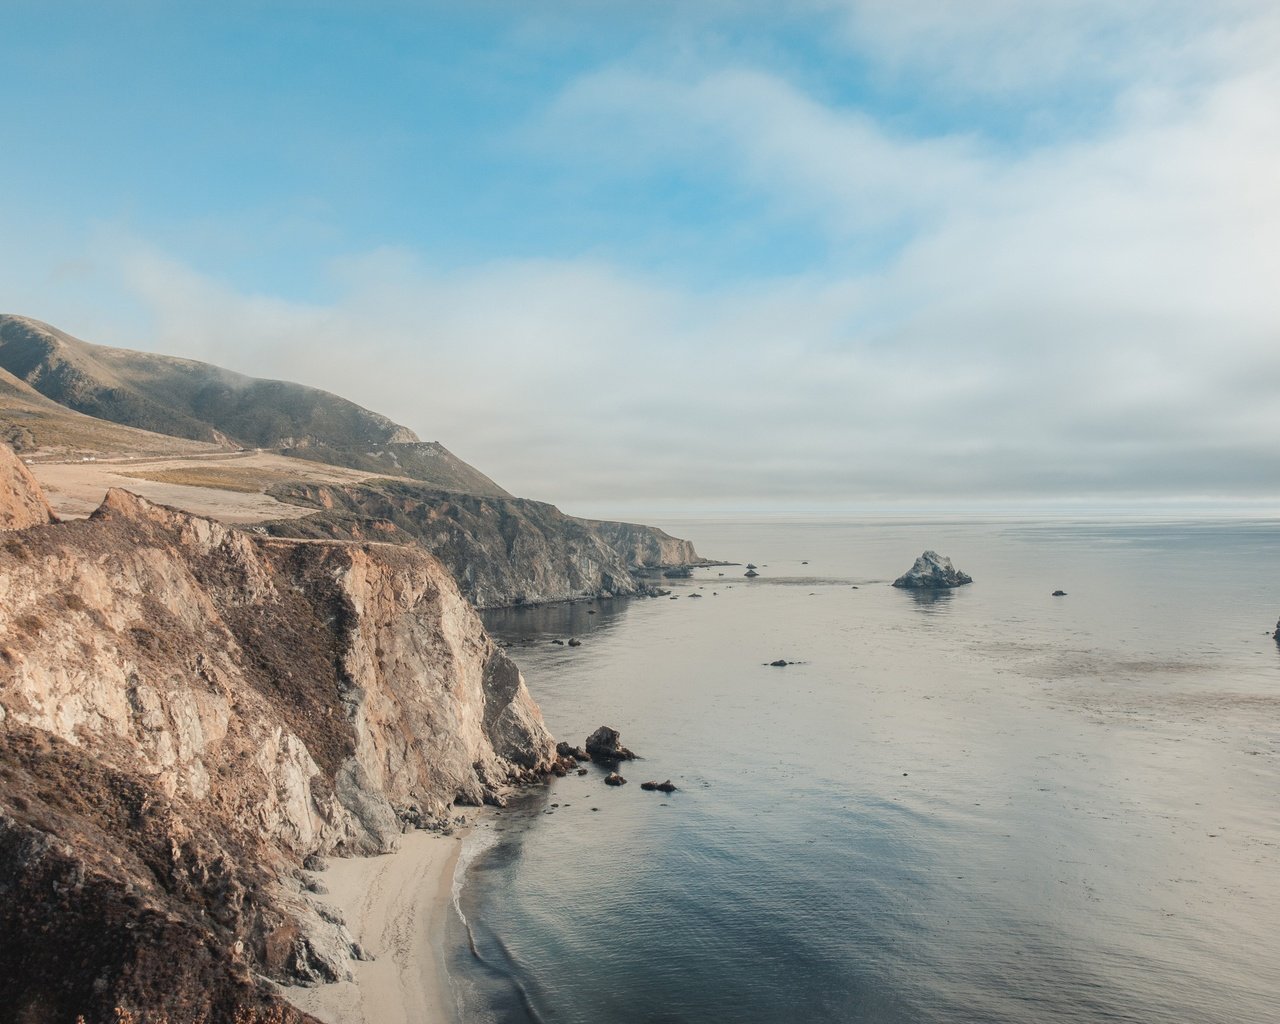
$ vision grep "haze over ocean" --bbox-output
[468,515,1280,1024]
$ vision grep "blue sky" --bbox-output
[3,2,1278,510]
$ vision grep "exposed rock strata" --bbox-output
[261,480,703,608]
[892,550,973,589]
[0,455,554,1021]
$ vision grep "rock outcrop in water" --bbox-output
[891,550,973,589]
[0,449,555,1021]
[586,726,636,761]
[261,479,703,608]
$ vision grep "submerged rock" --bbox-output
[768,659,790,667]
[640,780,677,793]
[586,726,637,761]
[1052,590,1067,597]
[891,550,973,589]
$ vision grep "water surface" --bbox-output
[452,516,1280,1024]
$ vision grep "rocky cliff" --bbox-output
[261,479,703,608]
[0,443,55,531]
[0,449,555,1022]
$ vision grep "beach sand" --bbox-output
[281,831,464,1024]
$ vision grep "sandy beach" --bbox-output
[282,831,464,1024]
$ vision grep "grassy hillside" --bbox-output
[0,314,508,495]
[0,314,416,450]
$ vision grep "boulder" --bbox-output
[567,638,582,647]
[768,659,789,667]
[640,780,677,793]
[604,772,627,786]
[1052,590,1067,597]
[891,550,972,589]
[586,726,636,761]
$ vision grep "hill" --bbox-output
[0,314,507,494]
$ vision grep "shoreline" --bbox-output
[280,829,467,1024]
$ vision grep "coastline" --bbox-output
[280,829,467,1024]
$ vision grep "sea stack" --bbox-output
[892,550,973,589]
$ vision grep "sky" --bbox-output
[2,1,1278,514]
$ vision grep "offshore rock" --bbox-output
[0,477,555,1021]
[604,772,627,786]
[586,726,636,761]
[892,550,973,589]
[640,780,677,793]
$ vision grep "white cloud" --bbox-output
[3,3,1279,510]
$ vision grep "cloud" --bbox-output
[3,3,1278,511]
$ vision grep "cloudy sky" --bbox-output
[2,1,1278,513]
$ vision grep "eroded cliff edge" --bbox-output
[261,479,704,608]
[0,451,555,1022]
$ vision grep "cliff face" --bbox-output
[0,456,554,1021]
[0,443,55,531]
[262,480,703,608]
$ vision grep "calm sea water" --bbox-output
[449,516,1280,1024]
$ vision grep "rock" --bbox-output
[640,780,677,792]
[577,768,589,776]
[689,593,703,598]
[1274,618,1279,643]
[303,855,329,873]
[746,563,757,569]
[662,566,693,578]
[891,550,973,589]
[604,772,627,786]
[585,726,636,761]
[744,569,759,578]
[556,741,589,761]
[567,638,582,647]
[1052,590,1067,597]
[0,442,56,532]
[768,659,789,667]
[551,639,565,645]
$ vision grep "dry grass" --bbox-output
[118,467,293,494]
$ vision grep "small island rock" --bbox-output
[641,780,678,792]
[604,772,627,786]
[586,725,637,761]
[891,551,973,589]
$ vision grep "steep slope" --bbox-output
[261,478,704,608]
[0,448,556,1021]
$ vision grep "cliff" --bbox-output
[0,443,55,531]
[260,479,703,608]
[0,453,555,1021]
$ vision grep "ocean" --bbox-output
[449,516,1280,1024]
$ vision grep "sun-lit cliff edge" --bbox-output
[0,443,555,1022]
